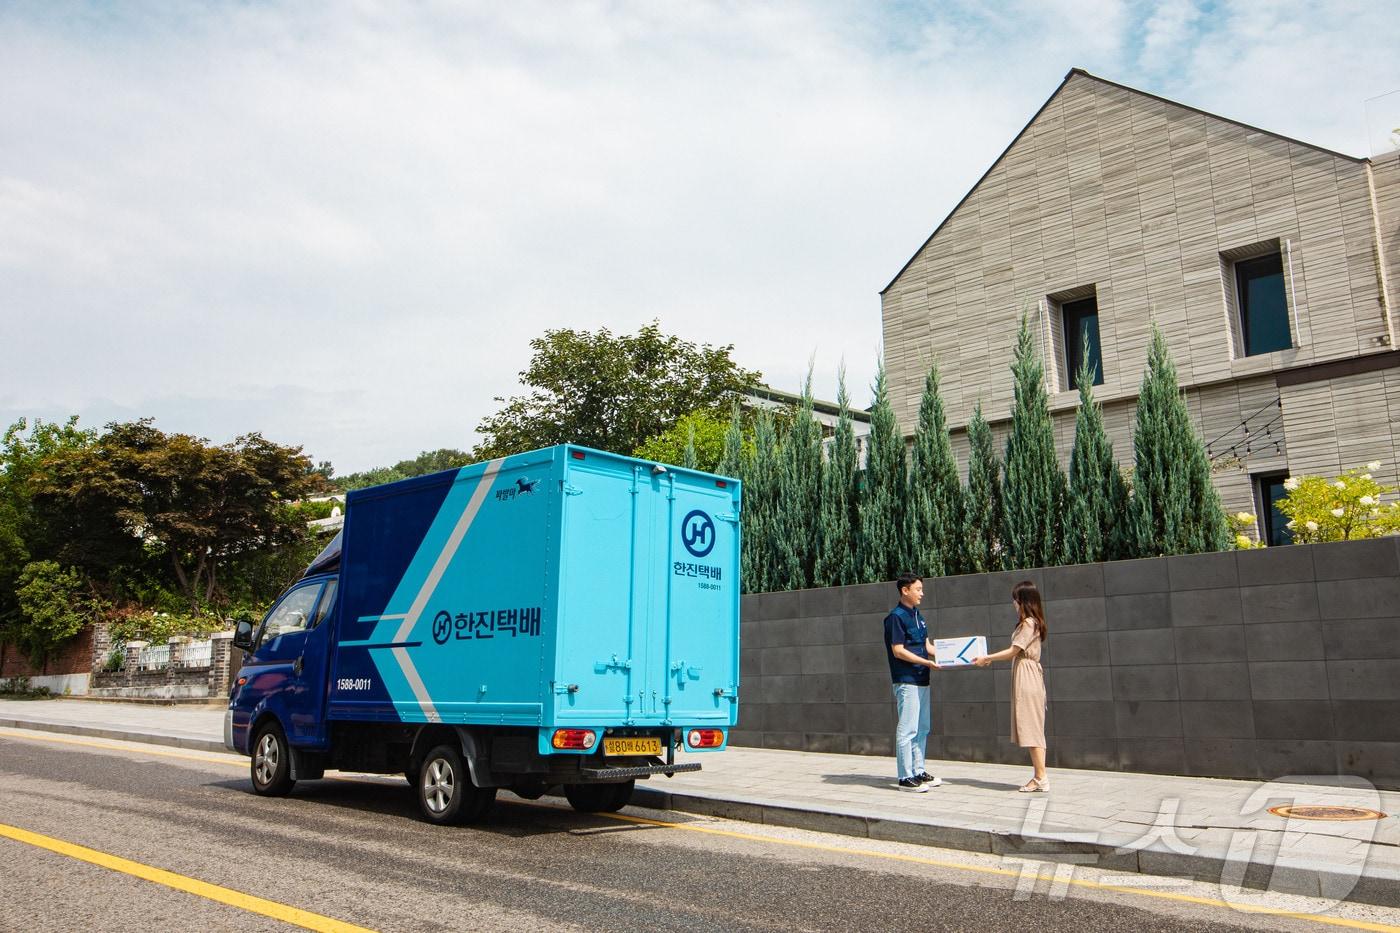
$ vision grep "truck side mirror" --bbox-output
[232,615,256,651]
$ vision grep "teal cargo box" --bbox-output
[226,444,741,824]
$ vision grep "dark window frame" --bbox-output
[1061,295,1104,390]
[1235,252,1291,357]
[1253,471,1293,547]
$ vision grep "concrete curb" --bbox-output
[0,717,227,755]
[3,716,1395,908]
[631,786,1400,908]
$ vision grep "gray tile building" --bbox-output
[881,69,1400,543]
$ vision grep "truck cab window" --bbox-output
[259,584,323,645]
[311,580,338,628]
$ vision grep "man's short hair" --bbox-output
[895,572,920,593]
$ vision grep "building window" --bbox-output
[1062,295,1103,389]
[1235,252,1290,356]
[1254,473,1293,547]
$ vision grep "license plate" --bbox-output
[604,736,661,756]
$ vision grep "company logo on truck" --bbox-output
[681,509,716,557]
[431,607,543,644]
[494,476,538,503]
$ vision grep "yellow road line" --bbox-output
[4,726,1397,931]
[0,822,376,933]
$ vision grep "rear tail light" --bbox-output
[570,450,586,460]
[552,728,597,750]
[686,729,724,748]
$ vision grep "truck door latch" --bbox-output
[594,655,632,674]
[716,512,739,524]
[713,686,737,700]
[561,483,583,496]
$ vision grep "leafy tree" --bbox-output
[814,367,860,587]
[1277,462,1400,542]
[333,448,472,491]
[859,362,906,583]
[1064,348,1126,563]
[473,321,761,459]
[634,410,730,473]
[33,420,318,606]
[964,403,1005,574]
[0,418,106,597]
[13,561,102,666]
[1128,325,1230,556]
[774,370,823,590]
[1002,315,1067,569]
[744,408,784,594]
[904,361,965,577]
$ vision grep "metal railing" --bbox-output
[179,639,212,668]
[136,644,170,671]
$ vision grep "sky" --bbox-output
[2,1,1398,474]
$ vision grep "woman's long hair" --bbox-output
[1011,580,1048,642]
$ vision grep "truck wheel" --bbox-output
[418,744,496,825]
[604,779,635,812]
[250,722,295,797]
[564,780,632,813]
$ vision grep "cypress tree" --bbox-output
[717,401,744,481]
[1065,346,1122,564]
[1002,315,1068,569]
[904,360,965,577]
[775,369,823,590]
[814,367,859,587]
[859,361,906,583]
[1129,324,1231,556]
[682,421,698,470]
[964,402,1005,574]
[746,407,783,593]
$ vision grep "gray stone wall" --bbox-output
[734,538,1400,788]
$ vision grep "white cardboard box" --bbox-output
[933,635,988,667]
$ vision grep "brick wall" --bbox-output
[0,626,95,679]
[735,537,1400,788]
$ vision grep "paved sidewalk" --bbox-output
[3,698,1397,907]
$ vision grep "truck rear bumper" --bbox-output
[574,762,701,782]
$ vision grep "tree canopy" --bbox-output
[331,448,474,491]
[472,321,762,459]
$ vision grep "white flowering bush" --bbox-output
[1226,511,1266,549]
[1277,462,1400,543]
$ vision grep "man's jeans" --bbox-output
[892,683,930,781]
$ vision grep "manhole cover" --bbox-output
[1268,805,1387,821]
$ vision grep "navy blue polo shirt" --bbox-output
[884,602,930,685]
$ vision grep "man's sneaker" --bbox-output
[915,773,943,788]
[898,778,929,792]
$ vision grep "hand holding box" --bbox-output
[933,635,988,668]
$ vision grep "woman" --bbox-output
[973,580,1048,792]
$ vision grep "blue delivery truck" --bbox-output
[225,444,740,824]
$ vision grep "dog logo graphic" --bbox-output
[516,477,539,495]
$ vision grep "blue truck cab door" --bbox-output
[241,577,335,747]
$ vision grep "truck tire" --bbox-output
[564,779,634,813]
[250,722,295,797]
[417,744,496,825]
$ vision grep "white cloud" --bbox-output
[0,1,1395,471]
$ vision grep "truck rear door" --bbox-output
[555,450,738,727]
[659,472,739,725]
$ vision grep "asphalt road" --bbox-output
[2,729,1397,933]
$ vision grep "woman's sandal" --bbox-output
[1018,777,1048,793]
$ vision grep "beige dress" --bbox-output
[1010,619,1046,748]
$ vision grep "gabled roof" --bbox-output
[880,68,1367,296]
